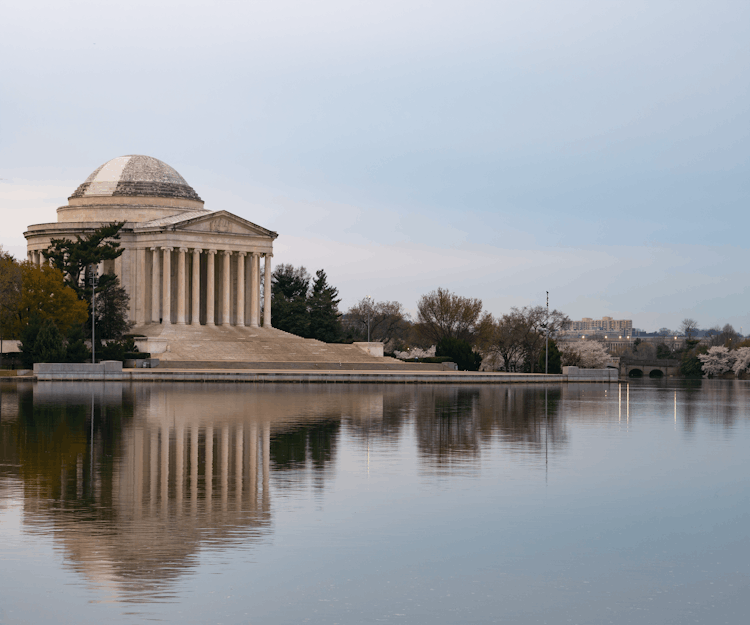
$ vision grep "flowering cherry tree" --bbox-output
[698,346,735,377]
[732,347,750,377]
[559,341,610,369]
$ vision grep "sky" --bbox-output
[1,0,748,332]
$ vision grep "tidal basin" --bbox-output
[1,381,748,624]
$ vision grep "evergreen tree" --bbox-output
[308,270,342,342]
[65,324,91,363]
[536,338,562,374]
[95,276,132,339]
[32,319,66,364]
[271,264,311,337]
[436,337,482,371]
[19,313,43,368]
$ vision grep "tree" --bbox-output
[271,264,311,337]
[308,270,343,342]
[698,346,735,377]
[416,288,488,345]
[732,347,750,378]
[19,313,43,368]
[436,337,482,371]
[65,324,91,363]
[559,341,610,369]
[482,313,525,372]
[95,276,132,339]
[537,338,562,374]
[679,318,699,341]
[9,263,89,339]
[43,223,131,340]
[0,248,22,363]
[44,223,124,297]
[345,298,411,348]
[32,319,66,364]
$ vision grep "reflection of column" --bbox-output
[250,252,260,327]
[263,253,273,327]
[221,426,229,512]
[151,247,161,323]
[150,428,158,512]
[161,425,170,515]
[191,426,199,517]
[162,247,173,325]
[176,248,187,324]
[205,426,214,511]
[222,251,231,326]
[206,250,216,326]
[249,424,258,511]
[262,423,270,509]
[191,249,202,325]
[134,428,144,519]
[176,425,184,514]
[235,425,244,510]
[236,252,246,327]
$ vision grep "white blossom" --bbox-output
[732,347,750,377]
[559,341,610,369]
[393,345,436,360]
[698,346,735,377]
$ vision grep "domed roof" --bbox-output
[70,155,202,202]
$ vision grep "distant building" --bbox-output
[563,317,633,336]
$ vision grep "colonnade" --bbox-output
[146,247,272,327]
[26,245,274,329]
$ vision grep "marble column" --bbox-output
[263,253,273,327]
[176,248,188,324]
[236,252,246,327]
[221,251,231,326]
[151,247,161,323]
[136,248,147,325]
[191,249,202,325]
[206,250,216,326]
[249,252,260,328]
[162,247,173,325]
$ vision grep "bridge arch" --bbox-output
[649,369,664,378]
[628,368,643,378]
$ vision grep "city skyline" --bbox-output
[1,0,747,332]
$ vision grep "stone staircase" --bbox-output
[130,324,401,366]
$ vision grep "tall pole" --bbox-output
[366,295,372,342]
[545,291,549,375]
[90,265,97,364]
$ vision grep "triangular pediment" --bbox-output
[173,211,277,238]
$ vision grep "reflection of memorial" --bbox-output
[0,383,385,599]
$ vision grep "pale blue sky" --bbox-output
[1,0,748,331]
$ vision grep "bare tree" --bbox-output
[415,287,488,344]
[679,318,699,341]
[345,299,411,347]
[482,306,569,373]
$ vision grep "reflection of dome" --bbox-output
[70,155,202,202]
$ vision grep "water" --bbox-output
[0,380,748,624]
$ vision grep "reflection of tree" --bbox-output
[412,386,566,464]
[270,418,340,472]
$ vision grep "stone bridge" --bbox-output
[619,358,680,379]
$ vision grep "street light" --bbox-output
[89,265,98,363]
[365,295,372,343]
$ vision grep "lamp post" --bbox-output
[89,265,98,363]
[365,295,372,343]
[545,291,549,375]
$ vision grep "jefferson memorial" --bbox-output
[25,155,274,330]
[24,155,384,365]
